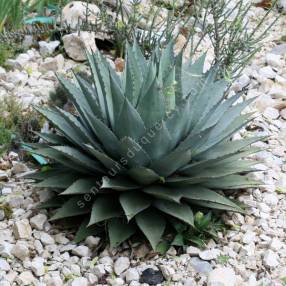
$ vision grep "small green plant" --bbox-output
[29,40,262,250]
[217,254,231,265]
[86,0,189,57]
[0,203,13,219]
[0,43,25,67]
[0,122,13,149]
[0,0,70,32]
[64,273,80,283]
[171,212,226,248]
[0,97,44,155]
[190,0,279,78]
[276,187,285,194]
[0,0,23,32]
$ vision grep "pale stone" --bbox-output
[16,271,35,285]
[0,66,6,79]
[85,273,98,284]
[71,245,90,257]
[184,278,196,286]
[266,53,283,68]
[281,109,286,120]
[12,162,29,174]
[129,282,141,286]
[30,214,47,230]
[39,41,60,57]
[99,256,113,265]
[125,268,140,282]
[166,246,177,256]
[70,264,81,275]
[259,66,277,79]
[263,107,279,120]
[0,210,5,221]
[6,71,28,85]
[190,257,212,273]
[1,187,11,195]
[114,257,130,275]
[31,257,45,276]
[39,55,65,72]
[62,1,100,29]
[23,35,34,49]
[186,246,201,256]
[160,265,175,280]
[11,241,29,261]
[93,264,106,277]
[199,249,220,260]
[242,231,256,244]
[108,277,124,286]
[113,278,125,286]
[208,267,236,286]
[0,171,8,181]
[85,236,100,248]
[40,233,55,245]
[0,258,10,271]
[13,219,32,239]
[63,32,97,61]
[174,34,187,55]
[54,233,69,244]
[0,281,10,286]
[269,238,284,251]
[263,250,279,268]
[45,276,63,286]
[263,193,279,206]
[278,0,286,12]
[6,53,30,70]
[233,74,251,91]
[269,85,286,99]
[34,240,44,255]
[0,242,13,257]
[69,277,88,286]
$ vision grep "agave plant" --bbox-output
[29,41,261,250]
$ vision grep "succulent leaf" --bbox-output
[33,41,261,249]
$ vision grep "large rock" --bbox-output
[63,32,97,61]
[62,1,100,29]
